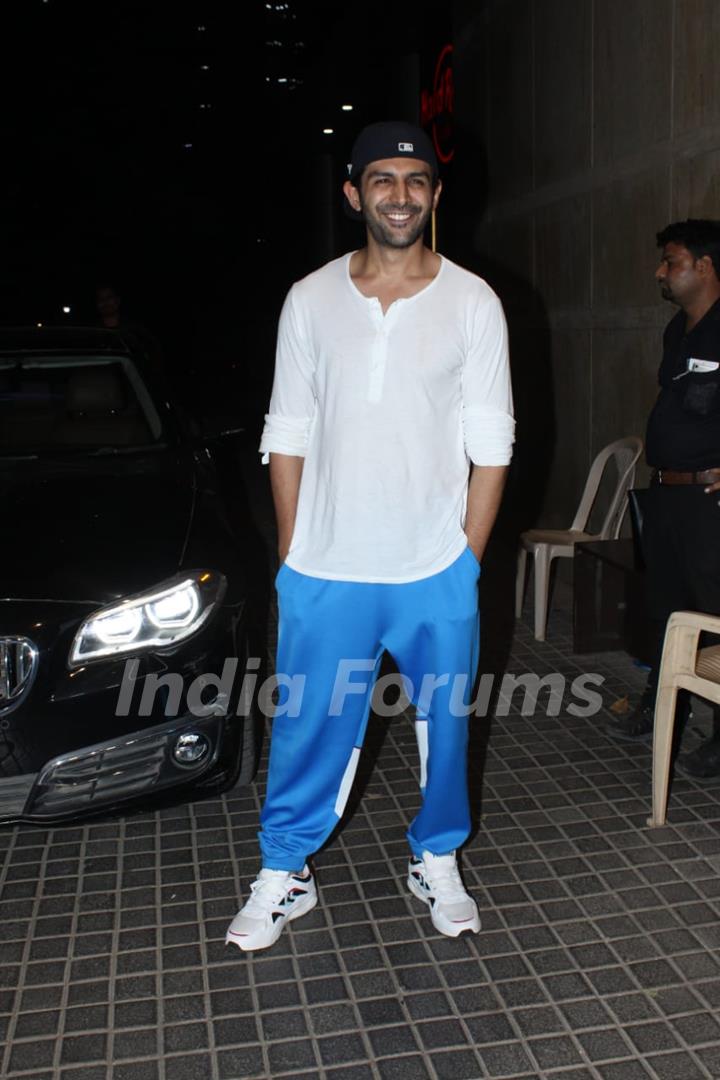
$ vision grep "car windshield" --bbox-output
[0,356,164,455]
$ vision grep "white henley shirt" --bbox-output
[259,252,515,583]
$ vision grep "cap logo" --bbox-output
[398,142,414,152]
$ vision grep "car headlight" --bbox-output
[69,570,226,665]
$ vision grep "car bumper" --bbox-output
[0,597,259,823]
[1,712,231,822]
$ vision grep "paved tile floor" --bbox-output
[2,592,720,1079]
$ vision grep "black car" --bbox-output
[0,327,267,822]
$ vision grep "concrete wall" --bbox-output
[450,0,720,528]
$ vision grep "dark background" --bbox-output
[1,0,452,416]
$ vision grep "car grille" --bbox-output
[0,637,38,714]
[28,729,170,814]
[26,717,217,816]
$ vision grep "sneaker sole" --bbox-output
[225,889,318,952]
[407,873,480,937]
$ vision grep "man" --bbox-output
[609,219,720,777]
[95,281,165,382]
[95,283,123,328]
[226,121,514,952]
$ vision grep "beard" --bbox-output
[659,282,677,303]
[361,200,432,249]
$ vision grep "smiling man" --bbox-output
[608,219,720,777]
[226,121,514,951]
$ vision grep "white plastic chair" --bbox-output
[648,610,720,827]
[515,436,643,641]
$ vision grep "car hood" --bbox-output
[1,451,196,603]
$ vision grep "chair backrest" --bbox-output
[569,436,644,538]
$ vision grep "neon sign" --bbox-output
[420,43,454,164]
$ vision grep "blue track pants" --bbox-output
[259,546,481,870]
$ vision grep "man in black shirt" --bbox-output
[608,219,720,778]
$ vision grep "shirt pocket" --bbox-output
[681,372,720,416]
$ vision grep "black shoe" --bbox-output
[676,738,720,779]
[606,700,654,741]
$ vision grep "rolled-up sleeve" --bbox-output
[259,286,317,464]
[462,292,515,466]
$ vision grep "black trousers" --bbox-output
[644,482,720,736]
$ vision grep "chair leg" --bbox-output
[647,684,678,828]
[515,548,528,618]
[533,547,552,642]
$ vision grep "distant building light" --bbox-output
[341,104,353,111]
[200,64,209,71]
[267,75,301,88]
[62,306,71,314]
[323,128,334,135]
[199,103,212,109]
[184,143,193,149]
[37,322,43,327]
[197,25,206,31]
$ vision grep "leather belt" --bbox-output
[653,468,720,485]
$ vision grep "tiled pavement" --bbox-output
[2,599,720,1079]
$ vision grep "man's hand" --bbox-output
[704,474,720,495]
[464,464,508,563]
[270,454,304,565]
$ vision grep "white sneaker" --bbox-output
[225,866,317,951]
[407,851,480,937]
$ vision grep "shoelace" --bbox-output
[243,870,295,916]
[425,859,465,900]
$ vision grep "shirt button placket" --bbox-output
[367,304,388,403]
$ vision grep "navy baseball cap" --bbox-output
[344,121,439,221]
[347,121,439,185]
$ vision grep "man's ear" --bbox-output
[432,179,443,211]
[343,179,362,213]
[697,253,715,277]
